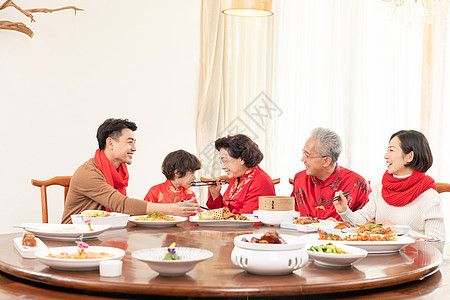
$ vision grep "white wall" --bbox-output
[0,0,202,233]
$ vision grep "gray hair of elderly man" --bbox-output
[310,127,342,164]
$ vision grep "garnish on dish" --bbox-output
[46,238,114,259]
[163,242,181,260]
[134,212,178,221]
[308,243,349,254]
[241,230,287,244]
[81,210,110,217]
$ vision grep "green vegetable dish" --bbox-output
[308,243,349,254]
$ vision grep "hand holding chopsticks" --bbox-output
[315,190,350,210]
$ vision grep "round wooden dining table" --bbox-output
[0,222,446,299]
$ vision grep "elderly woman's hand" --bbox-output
[208,178,222,199]
[333,191,348,213]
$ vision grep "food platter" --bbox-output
[189,215,258,227]
[71,212,130,229]
[35,246,125,270]
[18,223,111,240]
[306,243,368,267]
[128,215,187,228]
[304,234,415,254]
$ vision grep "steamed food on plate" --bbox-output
[241,230,287,244]
[308,243,349,254]
[81,210,110,217]
[294,216,319,225]
[199,207,249,221]
[134,212,178,221]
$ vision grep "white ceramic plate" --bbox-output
[71,213,130,229]
[189,215,258,227]
[132,247,213,276]
[304,234,415,254]
[306,243,368,267]
[13,237,47,258]
[128,215,187,227]
[35,246,125,270]
[280,220,337,232]
[19,223,111,240]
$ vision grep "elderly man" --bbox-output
[291,127,370,221]
[61,118,198,223]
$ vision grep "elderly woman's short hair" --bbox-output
[215,134,263,168]
[310,128,342,163]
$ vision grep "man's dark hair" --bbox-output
[96,118,137,150]
[162,150,201,180]
[215,134,263,168]
[390,130,433,172]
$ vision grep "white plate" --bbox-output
[280,220,337,232]
[14,237,47,258]
[189,215,258,227]
[35,246,125,270]
[128,215,187,227]
[19,223,111,240]
[132,247,213,276]
[304,234,415,254]
[306,243,368,267]
[234,233,306,251]
[71,213,130,229]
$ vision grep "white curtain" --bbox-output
[270,0,449,197]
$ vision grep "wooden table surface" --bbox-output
[0,222,447,299]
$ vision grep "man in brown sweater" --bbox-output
[61,118,199,223]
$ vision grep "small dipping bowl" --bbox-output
[99,260,123,277]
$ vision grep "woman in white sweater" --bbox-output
[334,130,445,240]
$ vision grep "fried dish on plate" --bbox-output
[294,216,319,225]
[199,207,249,221]
[241,230,287,244]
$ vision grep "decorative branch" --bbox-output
[0,0,83,38]
[0,20,33,37]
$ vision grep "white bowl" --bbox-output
[231,233,308,275]
[71,213,130,229]
[132,247,213,276]
[306,243,368,267]
[253,210,299,226]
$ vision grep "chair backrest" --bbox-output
[436,182,450,194]
[31,176,71,223]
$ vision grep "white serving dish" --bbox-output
[35,246,125,270]
[132,247,213,276]
[306,243,368,267]
[189,214,258,227]
[19,223,111,240]
[304,233,415,254]
[13,237,47,258]
[71,213,130,229]
[128,215,187,228]
[231,233,308,275]
[253,210,299,226]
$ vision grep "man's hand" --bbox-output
[333,190,348,213]
[173,200,200,216]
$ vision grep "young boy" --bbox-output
[144,150,201,203]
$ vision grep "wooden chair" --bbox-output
[31,176,71,223]
[436,182,450,194]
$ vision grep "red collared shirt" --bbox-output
[144,180,197,203]
[290,165,371,221]
[206,165,275,214]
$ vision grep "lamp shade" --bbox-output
[222,0,273,17]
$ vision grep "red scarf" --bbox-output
[94,149,129,212]
[381,170,436,207]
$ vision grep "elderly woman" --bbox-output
[207,134,275,214]
[334,130,446,240]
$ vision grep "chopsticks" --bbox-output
[191,180,226,187]
[316,191,350,209]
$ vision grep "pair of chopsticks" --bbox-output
[191,180,226,187]
[316,190,350,208]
